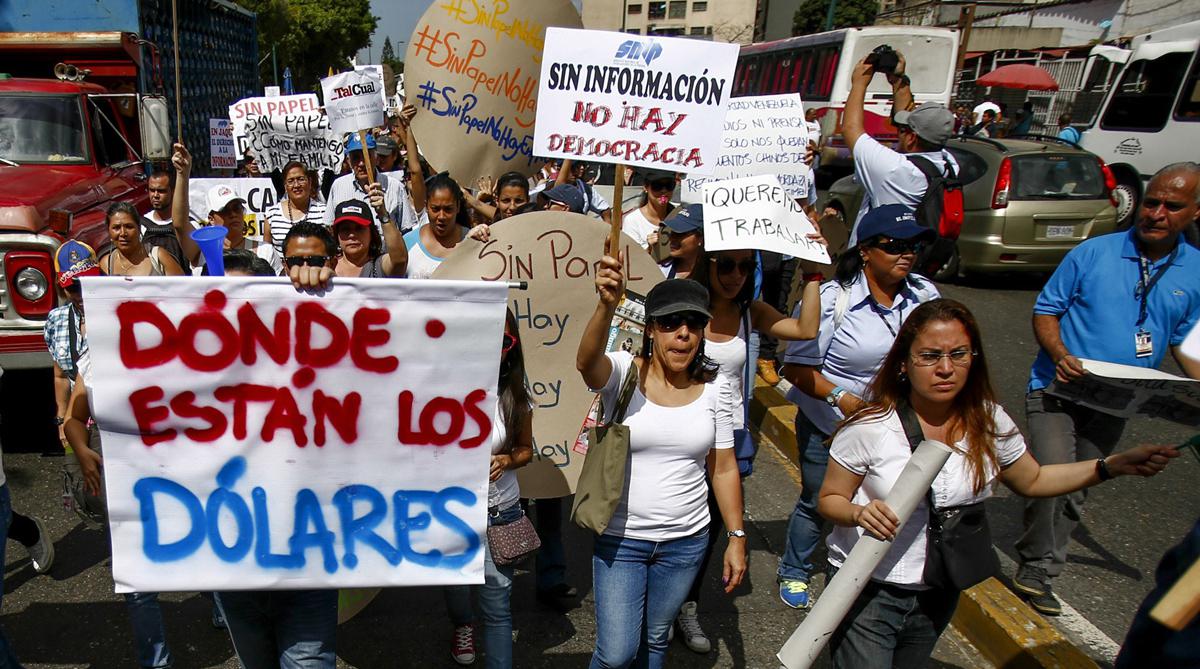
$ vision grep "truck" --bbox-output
[0,0,259,371]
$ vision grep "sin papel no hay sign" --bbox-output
[80,277,508,593]
[702,174,831,265]
[321,69,387,136]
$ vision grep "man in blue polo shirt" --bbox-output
[1014,163,1200,615]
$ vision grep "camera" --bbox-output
[865,44,899,75]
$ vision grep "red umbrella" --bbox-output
[976,63,1059,91]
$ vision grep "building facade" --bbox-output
[581,0,762,44]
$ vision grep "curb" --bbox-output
[748,376,1099,669]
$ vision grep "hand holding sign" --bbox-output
[702,174,831,265]
[322,69,387,187]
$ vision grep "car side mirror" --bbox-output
[139,95,170,160]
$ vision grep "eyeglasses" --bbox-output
[910,348,977,367]
[649,180,676,192]
[871,237,922,255]
[285,255,330,268]
[713,256,756,275]
[653,312,709,332]
[285,177,309,186]
[502,333,517,355]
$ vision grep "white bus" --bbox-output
[733,26,961,170]
[1081,19,1200,227]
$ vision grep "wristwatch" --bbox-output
[726,529,747,539]
[825,386,847,407]
[53,416,65,426]
[378,214,393,226]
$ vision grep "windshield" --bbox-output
[0,95,89,165]
[1010,154,1105,201]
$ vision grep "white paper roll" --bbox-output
[777,439,954,669]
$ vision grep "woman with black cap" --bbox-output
[622,169,677,251]
[577,251,746,669]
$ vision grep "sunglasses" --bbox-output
[653,312,709,332]
[871,237,922,255]
[649,179,676,192]
[502,332,517,355]
[285,255,330,268]
[713,256,756,275]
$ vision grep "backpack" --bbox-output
[907,155,964,277]
[141,217,191,273]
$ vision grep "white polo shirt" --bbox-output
[848,135,958,246]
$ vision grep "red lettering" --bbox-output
[313,390,361,446]
[295,303,349,367]
[640,107,665,133]
[619,105,642,130]
[460,389,491,448]
[177,310,239,372]
[214,384,278,439]
[663,112,687,136]
[129,386,177,446]
[397,391,422,443]
[238,304,291,365]
[350,309,398,373]
[420,397,465,446]
[169,391,227,442]
[118,302,177,368]
[262,387,307,446]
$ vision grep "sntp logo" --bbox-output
[615,39,663,66]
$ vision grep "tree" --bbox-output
[238,0,378,91]
[380,36,404,73]
[793,0,878,36]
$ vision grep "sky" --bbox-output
[356,0,583,63]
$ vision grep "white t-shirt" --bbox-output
[704,318,748,430]
[826,404,1026,587]
[972,102,1000,121]
[402,228,457,280]
[595,352,735,541]
[488,409,521,510]
[849,134,959,246]
[621,207,659,250]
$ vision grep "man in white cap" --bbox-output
[842,50,958,248]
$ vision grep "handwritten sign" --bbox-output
[702,175,830,264]
[680,94,811,201]
[244,114,343,173]
[229,93,320,159]
[534,28,737,175]
[405,0,581,186]
[210,119,236,170]
[1047,359,1200,427]
[321,69,386,136]
[188,178,275,243]
[433,212,662,498]
[81,277,508,592]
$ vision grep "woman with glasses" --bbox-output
[819,298,1178,668]
[265,160,327,255]
[577,254,746,669]
[622,169,677,251]
[776,205,941,610]
[329,198,407,278]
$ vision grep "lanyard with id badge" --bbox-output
[1134,246,1179,358]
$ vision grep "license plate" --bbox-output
[1046,225,1075,238]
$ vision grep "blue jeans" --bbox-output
[777,412,830,581]
[444,502,522,669]
[214,589,337,669]
[124,591,171,668]
[590,529,709,669]
[0,485,23,669]
[828,568,959,669]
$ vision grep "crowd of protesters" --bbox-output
[0,45,1194,669]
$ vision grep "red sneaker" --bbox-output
[451,624,476,665]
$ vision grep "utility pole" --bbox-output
[824,0,838,31]
[953,3,977,97]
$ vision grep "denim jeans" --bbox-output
[123,592,172,668]
[444,502,523,669]
[531,497,567,592]
[0,484,23,668]
[777,412,831,581]
[214,589,337,669]
[590,529,709,669]
[828,568,960,669]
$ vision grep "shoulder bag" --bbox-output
[570,360,639,534]
[487,512,541,566]
[898,403,999,591]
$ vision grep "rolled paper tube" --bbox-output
[191,226,229,277]
[777,439,954,669]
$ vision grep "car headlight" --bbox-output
[14,267,48,301]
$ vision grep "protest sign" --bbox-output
[81,277,509,592]
[321,69,386,136]
[680,94,812,201]
[534,28,738,175]
[188,178,275,243]
[355,64,391,111]
[209,119,236,170]
[702,174,831,264]
[405,0,581,186]
[244,114,342,173]
[229,93,320,159]
[1047,359,1200,427]
[433,212,663,498]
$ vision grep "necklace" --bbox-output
[115,248,145,274]
[285,198,308,221]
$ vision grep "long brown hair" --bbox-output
[498,309,533,454]
[839,299,1012,494]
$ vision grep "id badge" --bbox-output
[1135,329,1153,358]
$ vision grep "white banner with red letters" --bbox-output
[81,277,508,592]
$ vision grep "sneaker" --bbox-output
[757,359,781,385]
[675,601,711,653]
[1013,565,1062,616]
[451,624,476,665]
[26,516,54,574]
[779,579,812,609]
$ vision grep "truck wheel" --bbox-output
[1113,173,1141,230]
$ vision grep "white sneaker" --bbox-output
[27,516,54,574]
[675,601,711,654]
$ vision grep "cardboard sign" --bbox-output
[534,28,738,175]
[229,93,320,159]
[209,119,236,170]
[680,94,811,201]
[702,175,830,264]
[321,69,386,136]
[433,212,662,498]
[1047,359,1200,427]
[81,277,509,592]
[405,0,581,186]
[244,114,343,173]
[188,178,276,243]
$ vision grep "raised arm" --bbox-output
[399,105,426,213]
[369,182,408,277]
[170,143,202,265]
[577,251,623,389]
[843,59,873,152]
[750,279,820,341]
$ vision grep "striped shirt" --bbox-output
[265,199,327,254]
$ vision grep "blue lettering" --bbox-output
[134,477,206,562]
[253,486,302,569]
[333,485,400,568]
[289,489,338,574]
[433,486,481,569]
[205,457,253,562]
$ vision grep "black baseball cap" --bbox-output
[333,200,372,227]
[646,279,711,320]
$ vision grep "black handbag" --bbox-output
[898,403,999,591]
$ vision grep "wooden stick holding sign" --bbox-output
[610,164,625,253]
[1150,555,1200,630]
[356,129,376,185]
[320,69,386,182]
[170,0,183,142]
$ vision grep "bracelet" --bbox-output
[1096,458,1113,481]
[802,272,824,283]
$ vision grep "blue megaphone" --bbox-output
[191,225,228,276]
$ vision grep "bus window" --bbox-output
[1174,49,1200,120]
[1100,51,1192,131]
[776,57,792,93]
[789,54,804,93]
[815,48,840,100]
[758,55,778,93]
